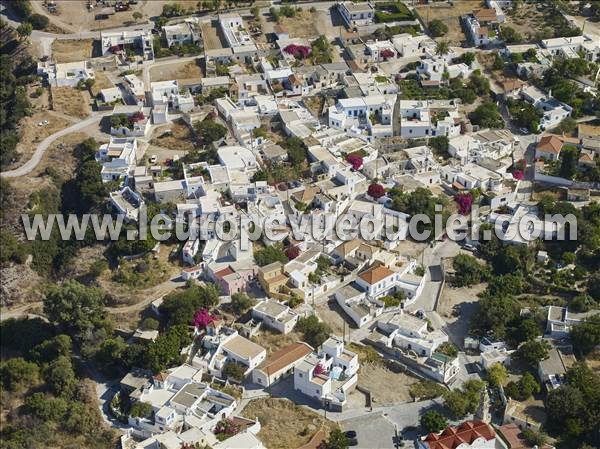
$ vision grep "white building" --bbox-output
[123,364,237,439]
[163,20,201,47]
[218,13,257,52]
[398,100,461,139]
[100,29,154,60]
[328,95,395,142]
[377,311,449,357]
[251,342,313,388]
[355,261,425,303]
[109,186,144,222]
[151,80,195,113]
[251,300,299,334]
[541,35,600,62]
[37,60,94,87]
[96,136,138,182]
[123,74,146,102]
[464,15,489,47]
[110,105,152,137]
[337,2,375,27]
[293,336,359,411]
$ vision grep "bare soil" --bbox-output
[150,119,197,153]
[51,39,94,63]
[416,1,480,45]
[50,87,91,118]
[357,362,420,406]
[241,398,337,449]
[250,329,305,354]
[150,60,203,85]
[200,21,224,50]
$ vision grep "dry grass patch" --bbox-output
[358,362,420,406]
[200,21,224,50]
[151,120,197,153]
[50,87,91,118]
[4,112,72,171]
[90,71,114,96]
[51,39,94,63]
[150,60,203,84]
[250,329,305,354]
[241,398,337,449]
[416,1,477,45]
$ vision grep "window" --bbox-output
[298,373,303,378]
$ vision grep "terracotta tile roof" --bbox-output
[297,429,326,449]
[537,135,564,154]
[502,79,526,92]
[423,421,495,449]
[256,342,313,376]
[214,266,234,279]
[153,371,169,381]
[473,8,497,22]
[358,264,394,285]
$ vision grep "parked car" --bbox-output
[345,431,357,439]
[149,155,158,164]
[519,127,530,135]
[348,438,358,446]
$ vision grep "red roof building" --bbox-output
[419,421,496,449]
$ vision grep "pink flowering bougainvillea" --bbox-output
[367,183,385,199]
[285,245,300,260]
[192,308,216,329]
[313,363,325,376]
[346,154,363,170]
[284,44,311,59]
[455,193,473,215]
[512,170,524,180]
[380,49,395,60]
[214,418,240,436]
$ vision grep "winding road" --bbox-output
[0,112,111,178]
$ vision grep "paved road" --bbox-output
[0,112,110,178]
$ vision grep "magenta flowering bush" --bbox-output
[284,44,311,59]
[346,154,363,170]
[455,193,473,215]
[192,308,216,329]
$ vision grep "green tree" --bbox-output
[558,144,579,180]
[470,102,504,129]
[43,280,105,339]
[571,314,600,355]
[44,355,76,398]
[222,361,246,381]
[94,337,127,376]
[461,52,476,66]
[132,11,143,22]
[505,372,540,400]
[517,340,550,366]
[0,358,39,392]
[499,26,522,43]
[297,315,331,348]
[326,428,349,449]
[194,119,227,144]
[130,401,153,418]
[435,40,450,57]
[230,293,254,315]
[75,160,107,211]
[140,317,160,330]
[281,136,307,167]
[28,334,72,364]
[429,135,449,157]
[24,392,69,422]
[428,19,448,37]
[145,324,191,373]
[16,22,32,40]
[420,410,448,433]
[159,283,220,326]
[254,243,288,266]
[436,342,458,358]
[451,254,490,287]
[28,13,49,30]
[522,429,547,447]
[486,362,508,387]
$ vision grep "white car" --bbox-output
[149,155,158,164]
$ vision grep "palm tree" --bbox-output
[435,40,450,57]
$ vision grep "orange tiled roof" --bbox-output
[358,264,394,285]
[537,135,564,154]
[256,342,313,376]
[473,8,497,22]
[423,421,495,449]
